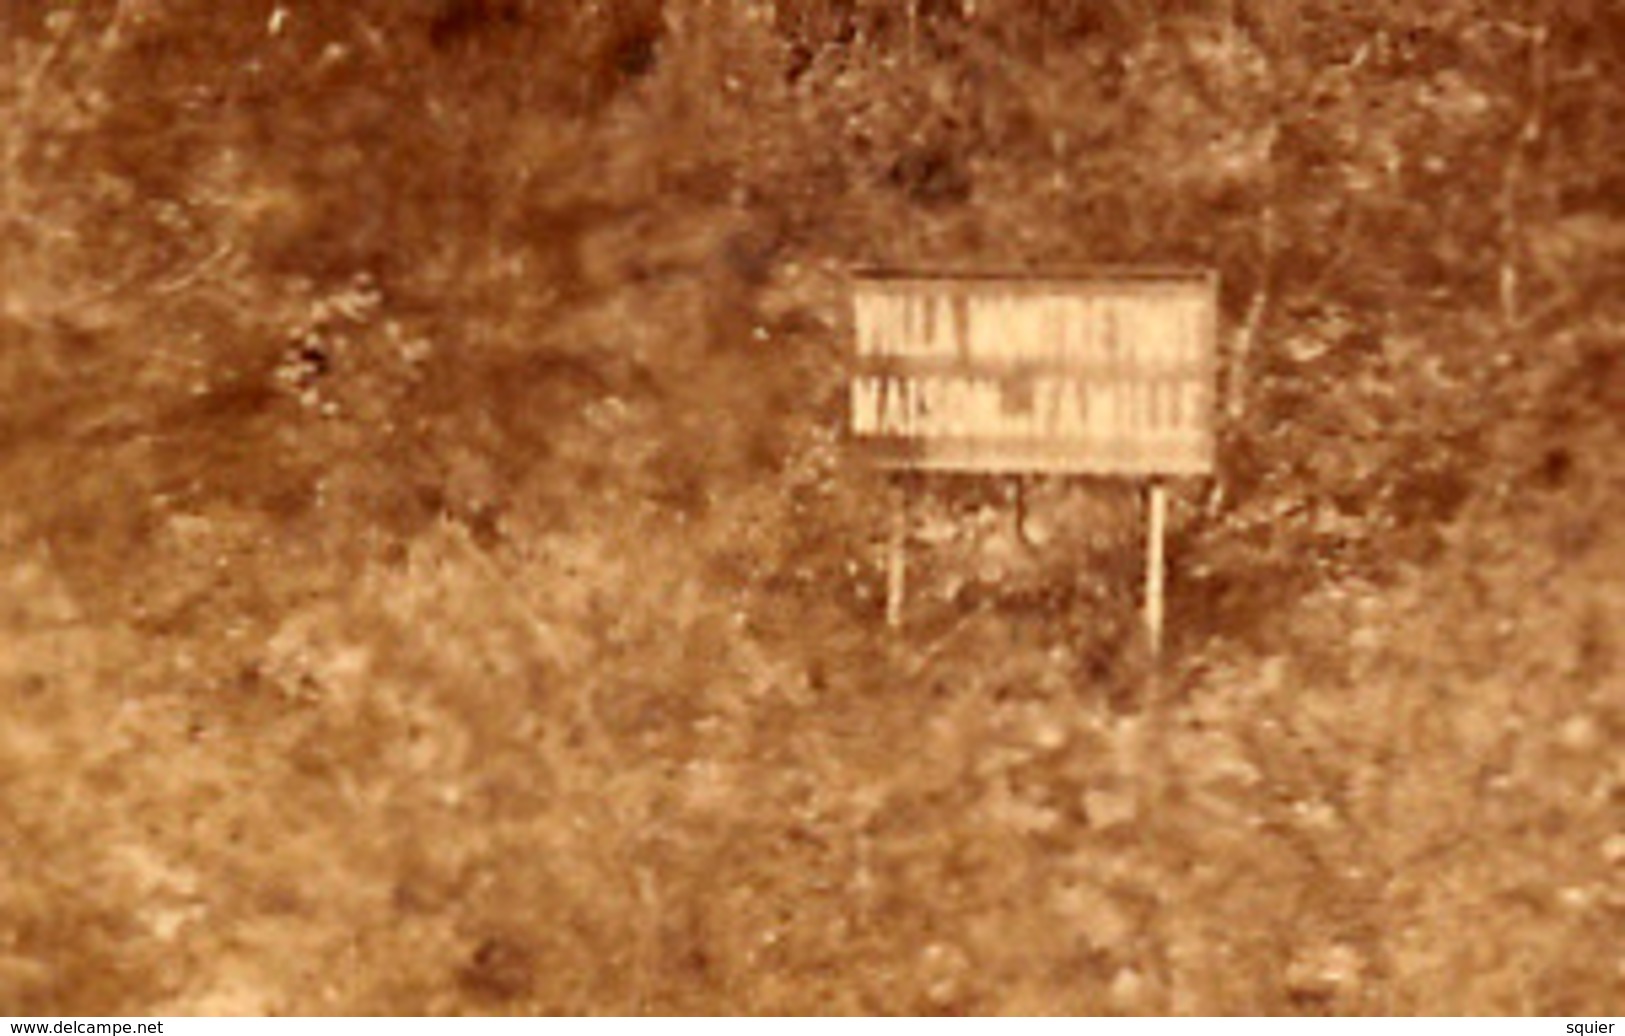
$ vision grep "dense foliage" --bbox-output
[3,0,1621,1014]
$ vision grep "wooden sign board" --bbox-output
[849,272,1217,476]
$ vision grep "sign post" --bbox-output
[848,270,1217,648]
[887,481,907,630]
[1145,480,1168,661]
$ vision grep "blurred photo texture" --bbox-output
[1,0,1622,1017]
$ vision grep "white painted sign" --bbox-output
[849,273,1217,475]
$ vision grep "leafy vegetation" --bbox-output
[2,0,1621,1015]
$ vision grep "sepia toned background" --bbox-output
[2,0,1621,1015]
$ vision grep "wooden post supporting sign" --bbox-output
[886,481,907,630]
[1144,480,1167,662]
